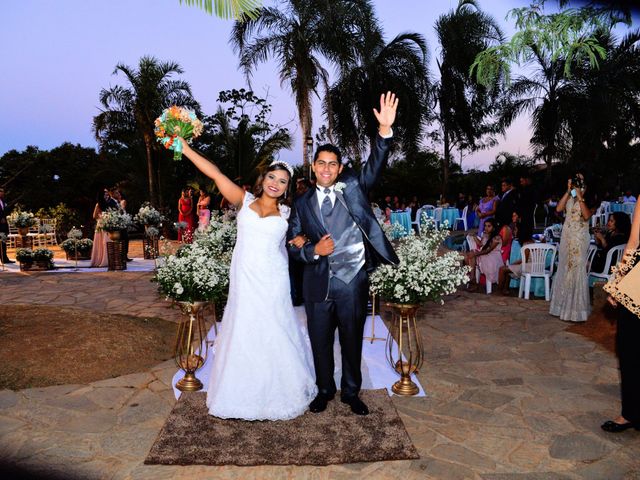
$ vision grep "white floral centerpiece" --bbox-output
[134,204,163,226]
[370,219,470,305]
[154,212,237,305]
[9,211,37,229]
[97,209,132,232]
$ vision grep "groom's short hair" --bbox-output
[313,144,342,165]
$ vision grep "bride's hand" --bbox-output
[288,235,308,248]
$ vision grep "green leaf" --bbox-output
[179,0,261,20]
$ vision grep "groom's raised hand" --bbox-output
[373,91,399,137]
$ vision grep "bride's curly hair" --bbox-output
[253,163,292,206]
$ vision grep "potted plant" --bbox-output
[16,248,34,270]
[61,238,93,260]
[370,220,470,395]
[9,211,37,236]
[97,209,132,240]
[134,204,164,227]
[32,248,54,269]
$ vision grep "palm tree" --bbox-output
[179,0,262,20]
[434,0,505,197]
[229,0,378,167]
[328,32,430,163]
[93,56,199,206]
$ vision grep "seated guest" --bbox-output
[498,236,535,295]
[464,218,504,291]
[498,220,513,264]
[591,211,630,272]
[622,190,637,203]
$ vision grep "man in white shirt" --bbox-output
[622,191,637,203]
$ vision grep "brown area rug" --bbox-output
[145,389,419,466]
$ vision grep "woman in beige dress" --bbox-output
[90,190,109,267]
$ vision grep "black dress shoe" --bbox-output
[309,393,333,413]
[341,396,369,416]
[3,259,15,264]
[126,258,134,262]
[601,420,637,432]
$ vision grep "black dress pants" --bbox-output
[305,268,368,399]
[616,304,640,424]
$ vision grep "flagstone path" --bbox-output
[0,268,638,479]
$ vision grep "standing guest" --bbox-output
[549,174,593,322]
[517,175,536,243]
[0,188,14,263]
[110,188,132,262]
[602,201,640,433]
[466,194,478,228]
[495,178,518,228]
[197,189,211,230]
[178,188,195,242]
[90,190,110,268]
[622,190,637,203]
[591,212,630,273]
[476,185,499,236]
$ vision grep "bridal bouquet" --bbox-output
[154,106,204,160]
[370,219,469,305]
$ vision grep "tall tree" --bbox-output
[93,56,200,206]
[434,0,505,197]
[193,89,292,189]
[230,0,378,167]
[328,32,430,163]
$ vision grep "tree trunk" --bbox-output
[442,131,451,201]
[144,133,158,205]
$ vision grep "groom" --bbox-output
[287,92,399,415]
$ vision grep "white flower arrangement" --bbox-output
[9,211,37,228]
[97,209,132,232]
[370,218,470,305]
[154,212,237,304]
[145,226,160,238]
[134,204,163,226]
[67,227,83,240]
[334,181,346,193]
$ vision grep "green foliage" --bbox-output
[180,0,261,20]
[35,203,81,243]
[471,1,630,87]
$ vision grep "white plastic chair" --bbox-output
[589,244,625,284]
[433,207,443,229]
[591,204,604,228]
[600,201,611,226]
[518,243,557,301]
[40,218,57,246]
[586,244,598,272]
[412,207,424,234]
[453,205,468,231]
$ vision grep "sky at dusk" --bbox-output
[2,0,632,171]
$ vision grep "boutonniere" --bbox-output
[334,182,346,193]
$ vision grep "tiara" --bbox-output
[269,160,294,177]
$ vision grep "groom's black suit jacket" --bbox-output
[287,135,399,302]
[0,199,9,234]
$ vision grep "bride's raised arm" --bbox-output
[177,138,245,207]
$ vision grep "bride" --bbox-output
[178,138,317,420]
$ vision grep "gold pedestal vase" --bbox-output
[174,301,210,392]
[385,303,423,396]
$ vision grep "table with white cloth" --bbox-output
[390,210,412,237]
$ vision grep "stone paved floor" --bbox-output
[0,268,639,479]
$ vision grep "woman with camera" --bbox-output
[549,174,593,322]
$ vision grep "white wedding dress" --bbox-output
[206,193,318,420]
